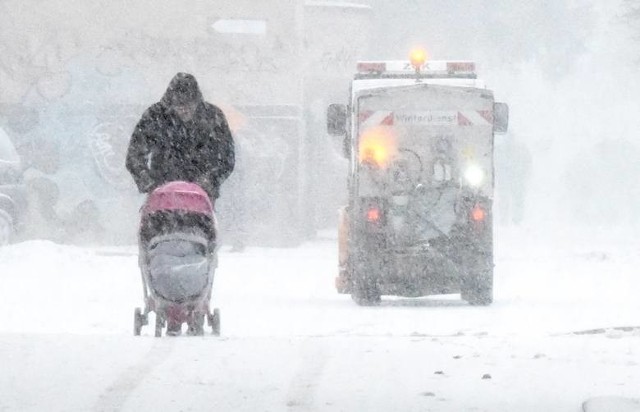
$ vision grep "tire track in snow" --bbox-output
[285,339,329,411]
[94,339,176,412]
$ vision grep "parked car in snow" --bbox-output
[0,126,26,245]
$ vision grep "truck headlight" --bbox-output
[464,164,485,187]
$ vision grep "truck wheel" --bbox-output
[350,246,383,306]
[461,270,493,306]
[460,239,493,306]
[351,273,381,306]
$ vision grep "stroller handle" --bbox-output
[142,181,214,217]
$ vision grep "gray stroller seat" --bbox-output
[148,234,210,303]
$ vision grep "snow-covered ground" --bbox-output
[1,226,639,411]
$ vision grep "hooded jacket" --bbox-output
[126,73,235,199]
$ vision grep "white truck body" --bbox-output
[334,59,507,305]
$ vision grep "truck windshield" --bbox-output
[356,86,494,197]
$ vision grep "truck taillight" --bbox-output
[361,198,385,229]
[366,206,381,222]
[471,205,486,222]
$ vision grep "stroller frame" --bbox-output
[133,182,220,337]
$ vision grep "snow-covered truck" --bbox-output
[0,0,372,244]
[328,53,509,305]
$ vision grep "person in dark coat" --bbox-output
[126,72,235,201]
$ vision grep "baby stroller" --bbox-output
[133,181,220,337]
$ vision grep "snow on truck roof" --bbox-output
[356,60,477,78]
[352,60,486,93]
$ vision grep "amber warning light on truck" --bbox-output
[358,126,397,168]
[409,48,427,70]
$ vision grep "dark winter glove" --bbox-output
[196,174,212,190]
[196,173,221,200]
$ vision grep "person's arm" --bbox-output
[218,111,236,183]
[212,108,235,184]
[126,109,155,193]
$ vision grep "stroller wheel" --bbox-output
[134,308,143,336]
[155,314,164,338]
[208,308,221,336]
[187,313,205,336]
[166,319,182,337]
